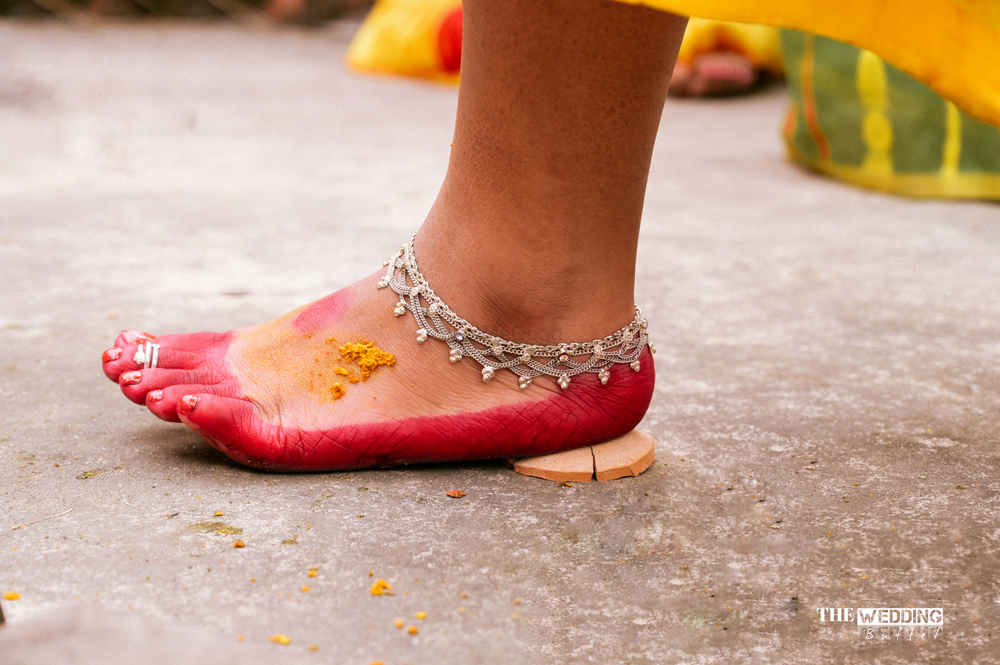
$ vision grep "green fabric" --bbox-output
[779,32,820,164]
[885,66,947,173]
[780,30,1000,200]
[961,114,1000,172]
[810,36,865,166]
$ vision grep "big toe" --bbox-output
[177,394,283,469]
[146,381,241,422]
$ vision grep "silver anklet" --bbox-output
[377,238,653,390]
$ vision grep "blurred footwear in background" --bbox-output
[0,0,373,24]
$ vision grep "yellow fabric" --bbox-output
[346,0,462,83]
[349,2,787,83]
[678,18,783,74]
[788,157,1000,200]
[616,0,1000,129]
[349,4,785,81]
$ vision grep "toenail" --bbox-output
[179,395,199,415]
[102,348,122,362]
[147,390,164,403]
[119,371,141,386]
[122,330,156,345]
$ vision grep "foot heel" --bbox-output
[509,430,655,482]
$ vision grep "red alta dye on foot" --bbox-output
[179,349,655,472]
[292,289,353,335]
[102,348,122,363]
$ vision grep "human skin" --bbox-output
[102,0,687,471]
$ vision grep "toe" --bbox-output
[117,330,157,346]
[177,394,283,469]
[146,382,240,423]
[118,367,217,405]
[176,394,393,472]
[103,330,159,382]
[103,330,231,382]
[102,347,128,382]
[102,345,131,382]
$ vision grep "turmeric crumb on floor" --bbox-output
[370,578,392,596]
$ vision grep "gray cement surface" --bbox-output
[1,20,998,665]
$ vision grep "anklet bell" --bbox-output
[380,237,652,391]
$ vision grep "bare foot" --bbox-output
[102,270,654,472]
[101,0,679,472]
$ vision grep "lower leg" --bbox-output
[102,0,688,471]
[419,0,687,343]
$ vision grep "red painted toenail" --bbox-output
[103,348,122,362]
[147,390,164,403]
[122,330,156,345]
[119,371,141,386]
[179,395,199,415]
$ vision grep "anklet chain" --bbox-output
[377,238,653,390]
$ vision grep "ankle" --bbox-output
[413,222,637,345]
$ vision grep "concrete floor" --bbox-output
[1,20,998,665]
